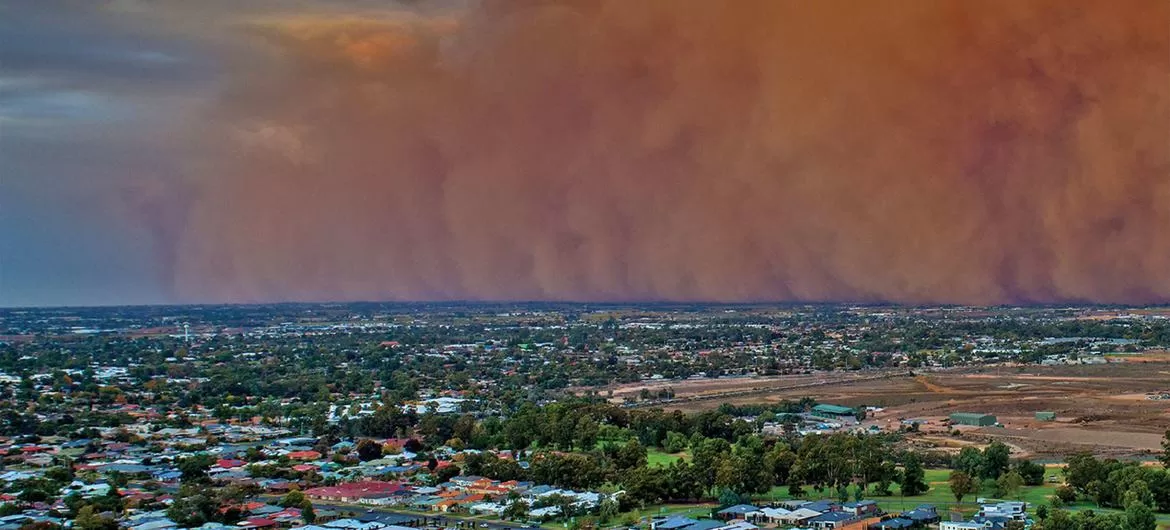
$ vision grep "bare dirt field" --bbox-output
[593,361,1170,459]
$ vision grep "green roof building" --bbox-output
[1035,411,1056,421]
[812,404,856,418]
[949,412,997,426]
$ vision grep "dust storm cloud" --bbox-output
[167,0,1170,304]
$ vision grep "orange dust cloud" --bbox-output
[166,0,1170,304]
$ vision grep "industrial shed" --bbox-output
[949,412,997,426]
[812,404,857,419]
[1035,411,1056,421]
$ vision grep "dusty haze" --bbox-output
[163,0,1170,304]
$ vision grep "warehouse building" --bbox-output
[949,413,997,426]
[811,404,856,419]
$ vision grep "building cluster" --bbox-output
[657,499,1031,530]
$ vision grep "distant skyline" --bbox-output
[2,0,1168,307]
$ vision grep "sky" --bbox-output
[1,0,1168,307]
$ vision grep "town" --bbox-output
[1,304,1169,530]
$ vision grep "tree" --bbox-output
[45,467,73,483]
[900,453,929,496]
[1161,429,1170,469]
[981,478,999,496]
[177,454,215,483]
[949,471,977,503]
[1036,504,1049,521]
[503,500,529,520]
[717,488,749,508]
[1043,509,1076,530]
[663,432,688,454]
[996,471,1024,499]
[436,464,461,484]
[280,490,307,508]
[598,497,619,524]
[1087,480,1110,507]
[954,447,984,478]
[1121,481,1154,510]
[764,444,796,488]
[982,441,1011,480]
[1124,501,1156,530]
[356,439,382,462]
[167,490,215,527]
[621,466,666,508]
[1014,460,1046,486]
[301,504,316,524]
[1064,453,1103,493]
[615,439,648,471]
[1055,485,1078,503]
[575,416,599,450]
[74,506,117,530]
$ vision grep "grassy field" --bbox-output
[590,439,688,468]
[646,447,688,468]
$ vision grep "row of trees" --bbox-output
[342,400,816,453]
[1034,505,1156,530]
[455,430,929,509]
[1060,453,1170,512]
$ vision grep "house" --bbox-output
[653,516,700,530]
[355,493,402,506]
[304,481,403,502]
[803,501,839,513]
[449,476,483,488]
[153,470,183,482]
[286,451,322,461]
[843,501,880,517]
[900,505,940,525]
[979,501,1026,520]
[685,521,730,530]
[971,515,1016,530]
[467,503,506,516]
[131,520,180,530]
[839,517,883,530]
[713,521,759,530]
[717,504,760,521]
[238,518,277,529]
[528,506,561,519]
[782,508,825,526]
[940,522,985,530]
[249,505,284,517]
[870,518,914,530]
[197,523,233,530]
[758,507,793,524]
[322,520,386,530]
[808,511,859,530]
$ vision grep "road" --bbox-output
[625,371,912,409]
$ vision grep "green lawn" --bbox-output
[646,447,688,468]
[589,439,688,468]
[619,504,717,525]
